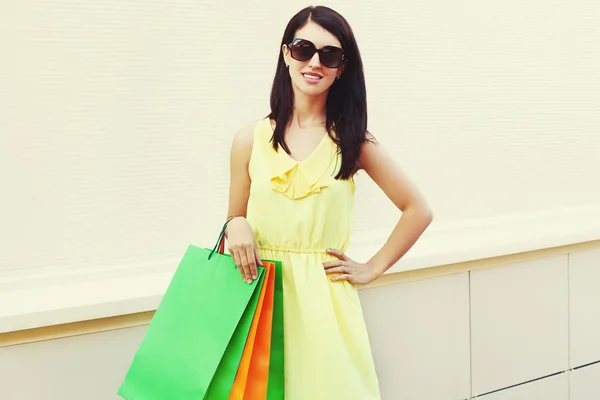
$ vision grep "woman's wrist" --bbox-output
[224,215,245,238]
[367,260,388,280]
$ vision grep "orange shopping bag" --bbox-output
[228,261,276,400]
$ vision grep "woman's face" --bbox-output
[282,21,345,98]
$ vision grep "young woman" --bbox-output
[224,5,433,399]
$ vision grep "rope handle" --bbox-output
[208,216,239,260]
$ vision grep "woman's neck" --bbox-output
[291,89,327,129]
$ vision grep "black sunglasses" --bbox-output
[287,38,345,69]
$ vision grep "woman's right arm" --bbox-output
[225,123,262,284]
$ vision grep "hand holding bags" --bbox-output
[117,221,285,399]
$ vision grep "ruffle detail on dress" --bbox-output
[270,163,330,200]
[260,118,338,201]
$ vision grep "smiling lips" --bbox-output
[302,72,323,84]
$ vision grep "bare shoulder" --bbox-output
[230,120,260,163]
[232,121,258,150]
[356,131,383,171]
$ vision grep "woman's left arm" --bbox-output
[324,134,433,284]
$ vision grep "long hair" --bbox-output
[268,6,368,180]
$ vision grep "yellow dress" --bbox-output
[246,118,382,400]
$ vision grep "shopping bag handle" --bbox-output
[208,217,236,260]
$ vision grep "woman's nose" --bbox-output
[308,51,322,68]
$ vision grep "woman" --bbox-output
[224,5,433,399]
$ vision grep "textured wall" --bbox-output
[1,0,599,278]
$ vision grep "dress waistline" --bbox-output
[258,245,339,255]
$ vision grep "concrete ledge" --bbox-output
[2,239,600,347]
[1,204,599,335]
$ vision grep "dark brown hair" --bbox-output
[268,5,368,180]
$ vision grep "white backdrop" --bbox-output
[1,0,599,282]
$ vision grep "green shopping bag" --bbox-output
[266,260,285,400]
[117,227,266,400]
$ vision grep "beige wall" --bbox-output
[1,0,600,289]
[0,326,146,400]
[361,246,600,399]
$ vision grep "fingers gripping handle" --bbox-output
[208,217,237,260]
